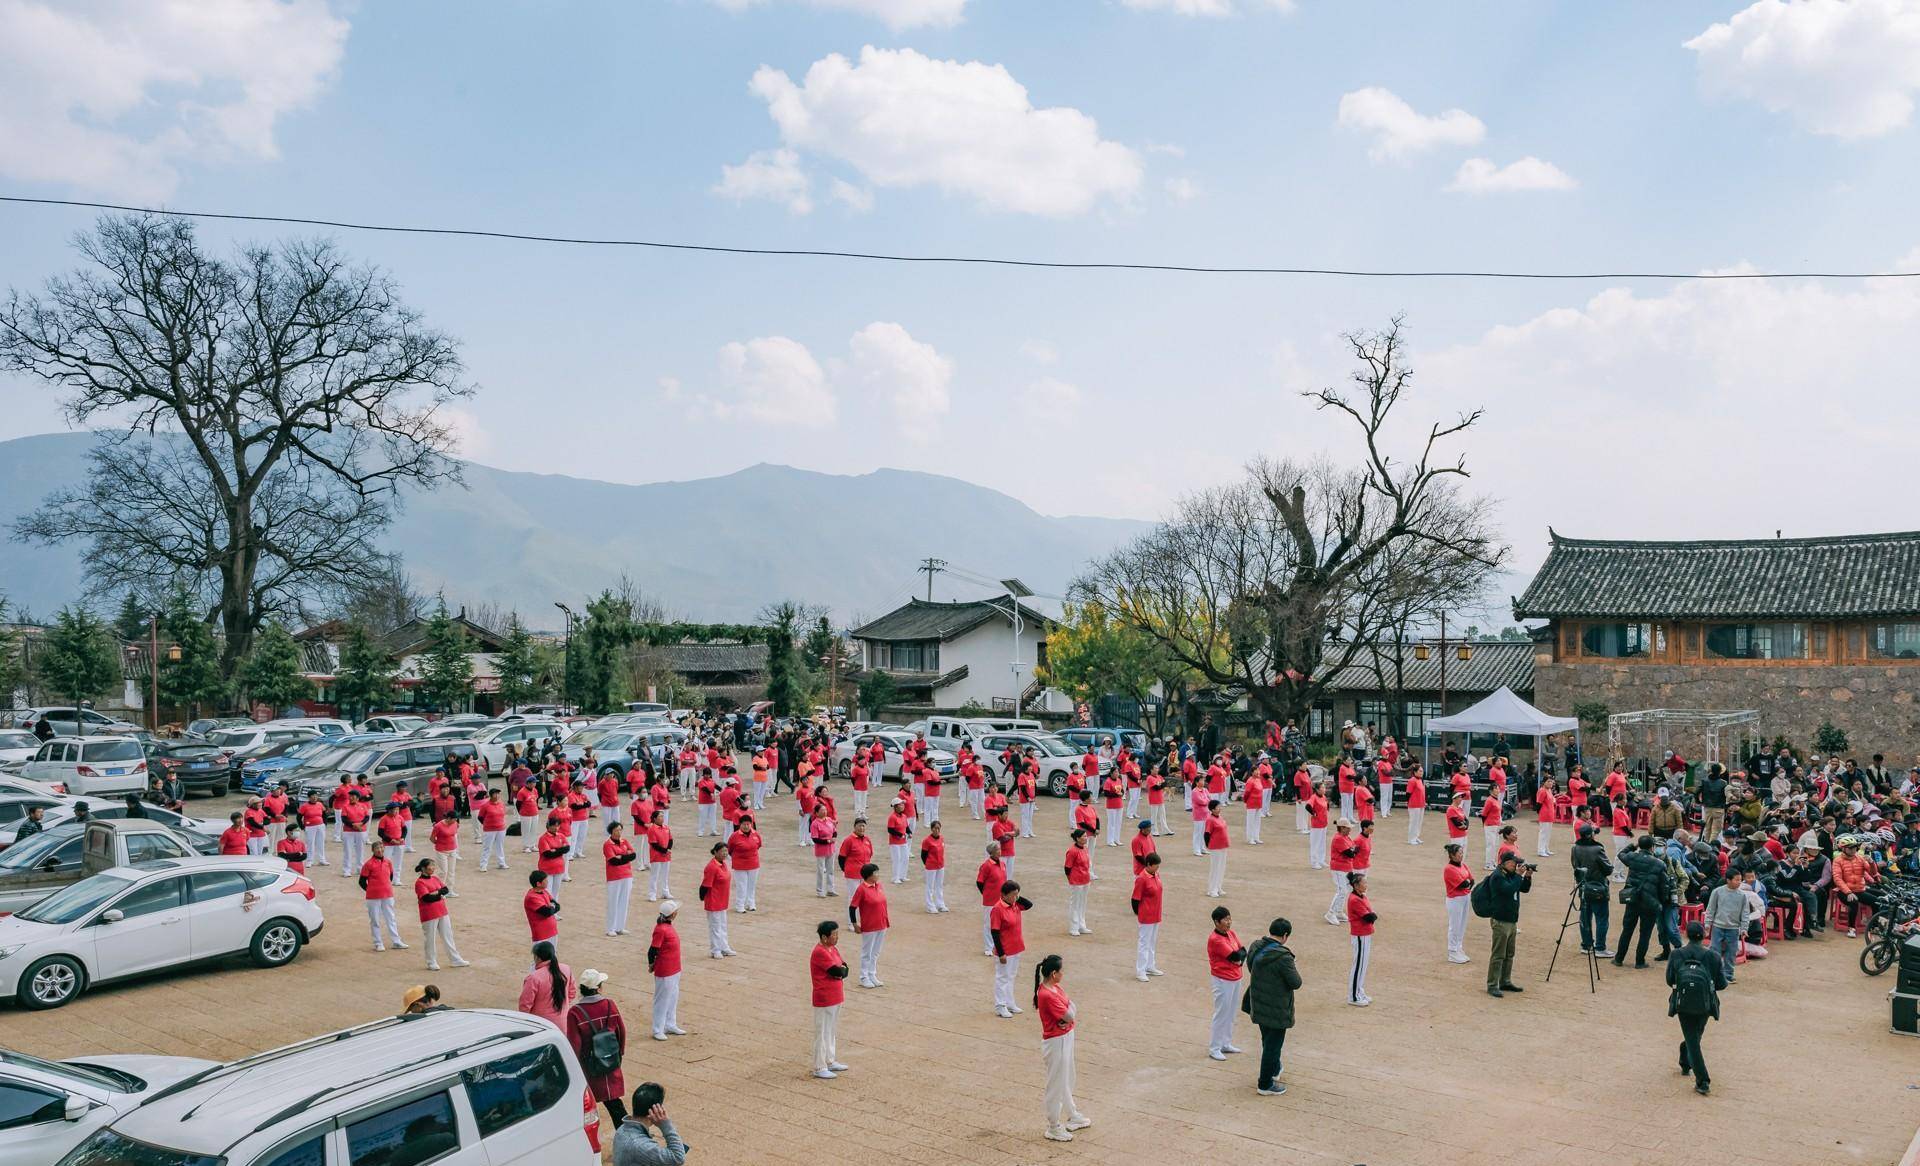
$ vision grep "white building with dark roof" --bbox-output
[851,597,1057,712]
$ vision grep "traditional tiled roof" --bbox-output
[852,598,1054,642]
[658,642,768,675]
[1317,640,1535,695]
[1513,529,1920,621]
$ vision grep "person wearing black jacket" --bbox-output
[1484,851,1532,997]
[1243,918,1302,1096]
[1569,825,1615,957]
[1697,766,1729,841]
[1614,835,1674,968]
[1666,921,1726,1095]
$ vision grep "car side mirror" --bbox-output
[64,1094,90,1121]
[98,909,124,924]
[42,857,61,871]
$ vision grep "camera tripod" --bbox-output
[1545,883,1601,993]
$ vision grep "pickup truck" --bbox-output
[0,819,211,916]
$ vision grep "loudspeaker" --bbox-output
[1893,990,1920,1037]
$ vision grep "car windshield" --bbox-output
[81,740,143,763]
[1032,737,1077,758]
[0,825,80,871]
[335,747,381,774]
[388,717,429,732]
[16,872,135,924]
[56,1128,221,1166]
[0,1049,141,1093]
[280,740,334,760]
[210,730,255,747]
[0,731,35,749]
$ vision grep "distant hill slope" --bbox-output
[0,432,1151,624]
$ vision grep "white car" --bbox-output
[59,1009,600,1166]
[4,708,139,739]
[259,716,354,737]
[972,730,1111,797]
[358,714,430,735]
[0,798,220,849]
[466,720,569,770]
[0,855,323,1010]
[0,731,40,768]
[0,1047,216,1166]
[18,737,148,798]
[829,731,958,782]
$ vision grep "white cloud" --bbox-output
[746,46,1143,216]
[1686,0,1920,139]
[1446,156,1576,193]
[1019,339,1060,365]
[828,177,875,212]
[1120,0,1294,14]
[1164,176,1201,201]
[713,147,813,213]
[843,322,954,437]
[713,336,836,426]
[0,0,348,198]
[1022,376,1083,423]
[707,0,967,31]
[1336,86,1485,162]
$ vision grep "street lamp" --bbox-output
[554,602,575,715]
[1001,578,1032,717]
[1411,612,1475,716]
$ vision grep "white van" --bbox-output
[920,715,1043,753]
[56,1009,600,1165]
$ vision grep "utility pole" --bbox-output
[149,613,160,731]
[918,558,947,600]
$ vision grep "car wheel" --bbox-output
[19,955,85,1010]
[250,919,304,968]
[837,759,852,778]
[1046,770,1069,799]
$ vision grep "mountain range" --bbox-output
[0,432,1151,626]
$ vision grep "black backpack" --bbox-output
[1469,877,1495,918]
[571,1004,622,1077]
[1672,957,1714,1015]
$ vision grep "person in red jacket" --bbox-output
[603,822,637,936]
[537,813,572,898]
[515,783,542,853]
[1241,770,1267,845]
[429,811,461,896]
[1064,830,1093,936]
[849,863,890,989]
[810,920,851,1079]
[296,792,329,867]
[1146,763,1172,837]
[920,819,948,913]
[1352,778,1376,826]
[525,869,561,944]
[646,816,674,902]
[726,815,762,912]
[699,842,737,958]
[1072,792,1101,878]
[275,822,307,875]
[1204,800,1231,897]
[242,798,269,856]
[414,857,467,971]
[1130,851,1164,981]
[837,818,874,900]
[1306,782,1330,868]
[1481,790,1505,870]
[1035,953,1090,1142]
[1442,843,1474,963]
[597,770,623,837]
[990,808,1019,879]
[476,789,508,872]
[360,842,406,952]
[1404,763,1427,845]
[1325,819,1355,924]
[340,793,372,876]
[885,803,914,884]
[1130,819,1157,875]
[646,901,684,1040]
[1205,905,1246,1059]
[1101,775,1125,845]
[1346,872,1375,1006]
[990,881,1032,1018]
[218,811,248,857]
[977,842,1008,955]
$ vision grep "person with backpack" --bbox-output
[1666,921,1726,1095]
[1477,849,1532,998]
[566,969,629,1124]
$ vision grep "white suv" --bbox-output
[56,1010,600,1165]
[18,736,148,797]
[0,1048,215,1166]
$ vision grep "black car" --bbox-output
[146,741,233,797]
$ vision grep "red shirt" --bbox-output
[298,802,326,827]
[360,856,394,900]
[1073,804,1099,835]
[1349,834,1373,869]
[478,801,507,831]
[1535,787,1556,820]
[1206,928,1243,980]
[726,830,762,872]
[605,837,636,881]
[1329,831,1355,871]
[275,835,306,873]
[719,786,743,821]
[886,812,912,845]
[1443,862,1473,898]
[1405,776,1426,809]
[340,802,370,832]
[1146,774,1166,806]
[524,887,559,941]
[597,776,620,807]
[1447,804,1470,839]
[989,900,1026,956]
[1131,870,1163,924]
[850,761,870,792]
[1037,983,1074,1038]
[699,858,731,912]
[1611,806,1632,837]
[1348,893,1375,937]
[649,922,681,978]
[1307,794,1329,829]
[647,822,673,863]
[977,858,1007,906]
[991,818,1017,857]
[1242,777,1266,810]
[1203,814,1229,851]
[1568,777,1590,805]
[515,789,539,818]
[838,833,874,876]
[810,942,847,1007]
[431,819,459,853]
[1130,832,1157,874]
[1481,795,1503,827]
[415,875,449,922]
[1064,845,1092,886]
[920,834,946,871]
[219,826,248,855]
[537,829,571,875]
[851,881,890,932]
[696,777,717,805]
[1102,779,1124,808]
[1353,785,1376,822]
[1337,764,1355,794]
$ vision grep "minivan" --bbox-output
[919,715,1043,753]
[292,738,481,803]
[55,1009,600,1165]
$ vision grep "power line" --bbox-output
[2,194,1915,282]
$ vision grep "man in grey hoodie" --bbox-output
[614,1083,688,1166]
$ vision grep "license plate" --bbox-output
[105,768,126,776]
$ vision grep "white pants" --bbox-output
[651,972,680,1036]
[798,814,810,846]
[1308,827,1327,868]
[1380,781,1393,816]
[1067,885,1089,933]
[890,843,909,883]
[366,898,402,946]
[1002,855,1016,878]
[1020,802,1035,837]
[733,868,759,911]
[569,819,588,859]
[1295,801,1309,833]
[1446,895,1469,956]
[399,820,414,856]
[993,954,1021,1010]
[697,804,717,836]
[1042,1030,1080,1131]
[924,868,946,911]
[852,788,869,818]
[983,906,997,955]
[303,825,328,865]
[1329,869,1349,919]
[1244,808,1261,844]
[859,929,886,983]
[606,877,632,933]
[481,830,507,869]
[813,1005,840,1072]
[1150,802,1169,834]
[1349,935,1371,1001]
[1537,821,1553,856]
[1484,825,1500,867]
[1407,809,1423,844]
[969,788,984,818]
[1208,975,1241,1053]
[648,861,671,900]
[719,818,734,844]
[707,909,732,956]
[1136,922,1159,977]
[601,805,621,834]
[1207,851,1227,897]
[1106,808,1121,842]
[519,814,539,850]
[1125,788,1141,818]
[1612,836,1630,878]
[811,857,833,897]
[437,851,459,892]
[920,790,941,824]
[1340,792,1355,821]
[679,767,694,796]
[751,782,767,810]
[1191,819,1207,855]
[422,916,463,967]
[341,831,366,876]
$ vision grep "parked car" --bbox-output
[558,725,690,780]
[829,731,958,783]
[1056,726,1152,756]
[0,854,323,1009]
[467,720,569,771]
[56,1009,600,1166]
[3,708,140,738]
[141,741,230,798]
[238,733,393,795]
[0,798,219,850]
[0,775,67,799]
[0,1046,215,1166]
[0,794,70,845]
[0,819,210,916]
[0,730,41,768]
[18,737,148,798]
[916,715,1044,754]
[972,731,1110,797]
[182,716,253,741]
[358,713,430,736]
[259,715,354,737]
[205,724,324,792]
[623,701,670,716]
[289,737,481,805]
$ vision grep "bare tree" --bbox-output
[321,553,427,636]
[1073,318,1508,725]
[3,215,470,678]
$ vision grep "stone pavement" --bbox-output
[7,785,1913,1164]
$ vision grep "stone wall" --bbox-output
[1534,655,1920,762]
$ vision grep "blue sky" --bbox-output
[4,0,1920,586]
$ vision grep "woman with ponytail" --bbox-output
[413,857,467,972]
[1034,954,1089,1142]
[517,940,575,1027]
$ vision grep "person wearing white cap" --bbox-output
[646,902,685,1040]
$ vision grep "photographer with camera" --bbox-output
[1483,850,1533,998]
[1569,823,1615,958]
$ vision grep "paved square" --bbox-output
[7,784,1913,1165]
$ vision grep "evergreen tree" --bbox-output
[577,593,635,715]
[40,606,120,707]
[241,623,312,713]
[0,598,29,707]
[495,614,542,710]
[333,622,395,722]
[157,588,227,715]
[113,591,150,642]
[417,601,473,714]
[761,602,809,716]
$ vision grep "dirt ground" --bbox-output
[8,780,1916,1165]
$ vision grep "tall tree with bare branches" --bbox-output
[1072,318,1508,725]
[2,215,470,680]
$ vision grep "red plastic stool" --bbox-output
[1633,807,1652,829]
[1765,906,1788,940]
[1679,903,1705,932]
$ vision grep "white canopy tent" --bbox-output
[1422,686,1580,776]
